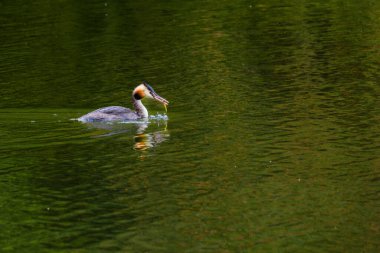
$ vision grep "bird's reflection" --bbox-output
[81,120,169,154]
[133,129,168,151]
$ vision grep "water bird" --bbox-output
[78,81,169,122]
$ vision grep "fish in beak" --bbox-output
[143,81,169,112]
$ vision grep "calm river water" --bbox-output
[1,0,379,252]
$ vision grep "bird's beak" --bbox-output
[151,91,169,112]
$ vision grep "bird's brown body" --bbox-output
[78,82,168,122]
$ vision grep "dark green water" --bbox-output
[1,0,380,252]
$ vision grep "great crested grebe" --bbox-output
[78,81,169,122]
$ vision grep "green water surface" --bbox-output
[1,0,380,252]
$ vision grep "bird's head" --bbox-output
[133,81,169,110]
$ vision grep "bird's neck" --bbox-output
[133,98,148,118]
